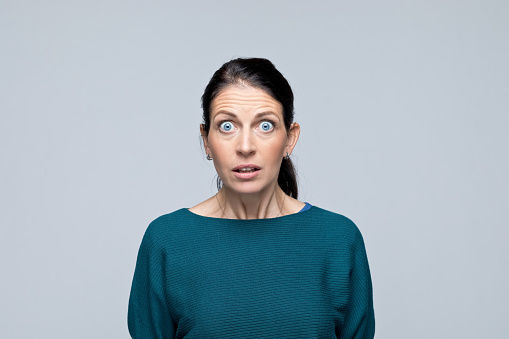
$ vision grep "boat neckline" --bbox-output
[183,205,317,222]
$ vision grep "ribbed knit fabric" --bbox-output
[128,206,375,339]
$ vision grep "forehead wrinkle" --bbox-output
[213,111,237,119]
[211,99,282,118]
[212,96,280,109]
[211,106,282,123]
[211,86,282,110]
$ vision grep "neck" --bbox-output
[216,184,286,220]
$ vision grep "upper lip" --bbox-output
[232,164,261,171]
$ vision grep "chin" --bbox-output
[225,181,272,195]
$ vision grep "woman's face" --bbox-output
[202,84,300,195]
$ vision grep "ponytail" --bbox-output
[278,158,298,198]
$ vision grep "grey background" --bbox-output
[1,1,508,338]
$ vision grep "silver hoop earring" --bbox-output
[284,152,290,160]
[206,154,213,161]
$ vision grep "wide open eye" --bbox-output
[219,121,234,132]
[259,121,274,132]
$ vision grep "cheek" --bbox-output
[264,138,286,162]
[208,139,232,169]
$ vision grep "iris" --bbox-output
[220,121,233,132]
[260,121,273,131]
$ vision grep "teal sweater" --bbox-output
[128,206,375,338]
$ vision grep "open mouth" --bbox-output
[234,167,259,173]
[232,165,261,179]
[232,164,261,174]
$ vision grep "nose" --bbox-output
[236,130,256,156]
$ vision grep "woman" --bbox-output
[128,58,375,338]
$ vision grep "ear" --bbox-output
[200,124,211,155]
[285,122,300,156]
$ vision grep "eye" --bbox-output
[219,121,234,132]
[259,121,274,132]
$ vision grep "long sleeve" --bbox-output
[128,225,175,339]
[336,229,375,339]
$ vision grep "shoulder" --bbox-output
[305,207,370,269]
[150,208,190,224]
[304,206,365,244]
[139,209,193,249]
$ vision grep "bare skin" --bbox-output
[189,84,305,219]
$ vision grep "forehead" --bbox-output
[211,85,282,115]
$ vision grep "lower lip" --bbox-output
[233,169,260,179]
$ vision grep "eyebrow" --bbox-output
[214,111,280,120]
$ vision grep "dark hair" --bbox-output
[201,57,298,198]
